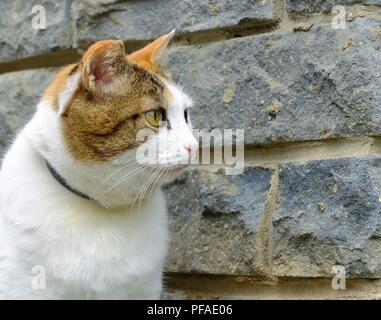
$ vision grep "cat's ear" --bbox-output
[44,40,130,116]
[80,40,129,93]
[128,30,175,72]
[43,64,82,116]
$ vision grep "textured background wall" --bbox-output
[0,0,381,299]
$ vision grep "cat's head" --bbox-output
[32,31,198,208]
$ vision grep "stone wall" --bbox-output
[1,0,381,299]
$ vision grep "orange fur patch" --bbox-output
[128,31,174,76]
[43,64,77,111]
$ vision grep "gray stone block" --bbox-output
[74,0,281,47]
[167,18,381,145]
[285,0,381,15]
[0,69,56,155]
[0,0,71,63]
[163,167,273,275]
[273,157,381,278]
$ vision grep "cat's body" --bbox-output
[0,107,168,299]
[0,32,197,299]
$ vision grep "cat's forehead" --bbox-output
[126,59,192,111]
[126,63,167,106]
[127,67,192,112]
[163,81,193,111]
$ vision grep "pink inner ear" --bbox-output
[90,60,113,85]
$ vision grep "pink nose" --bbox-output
[184,144,197,154]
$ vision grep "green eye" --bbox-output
[145,110,163,127]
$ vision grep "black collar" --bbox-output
[46,161,92,200]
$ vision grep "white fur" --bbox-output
[0,77,197,299]
[57,73,81,116]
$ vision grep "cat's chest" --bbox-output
[3,194,169,292]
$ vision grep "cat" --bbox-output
[0,30,198,299]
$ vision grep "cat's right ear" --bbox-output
[80,40,130,95]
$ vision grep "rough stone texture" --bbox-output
[286,0,381,15]
[1,0,381,299]
[74,0,281,47]
[163,167,273,275]
[167,18,381,145]
[0,69,56,155]
[273,157,381,278]
[0,0,71,63]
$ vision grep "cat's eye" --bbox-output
[184,109,189,123]
[145,110,164,127]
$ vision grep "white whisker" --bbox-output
[132,167,159,212]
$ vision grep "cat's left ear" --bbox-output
[128,30,175,72]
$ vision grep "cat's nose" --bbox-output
[184,143,198,155]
